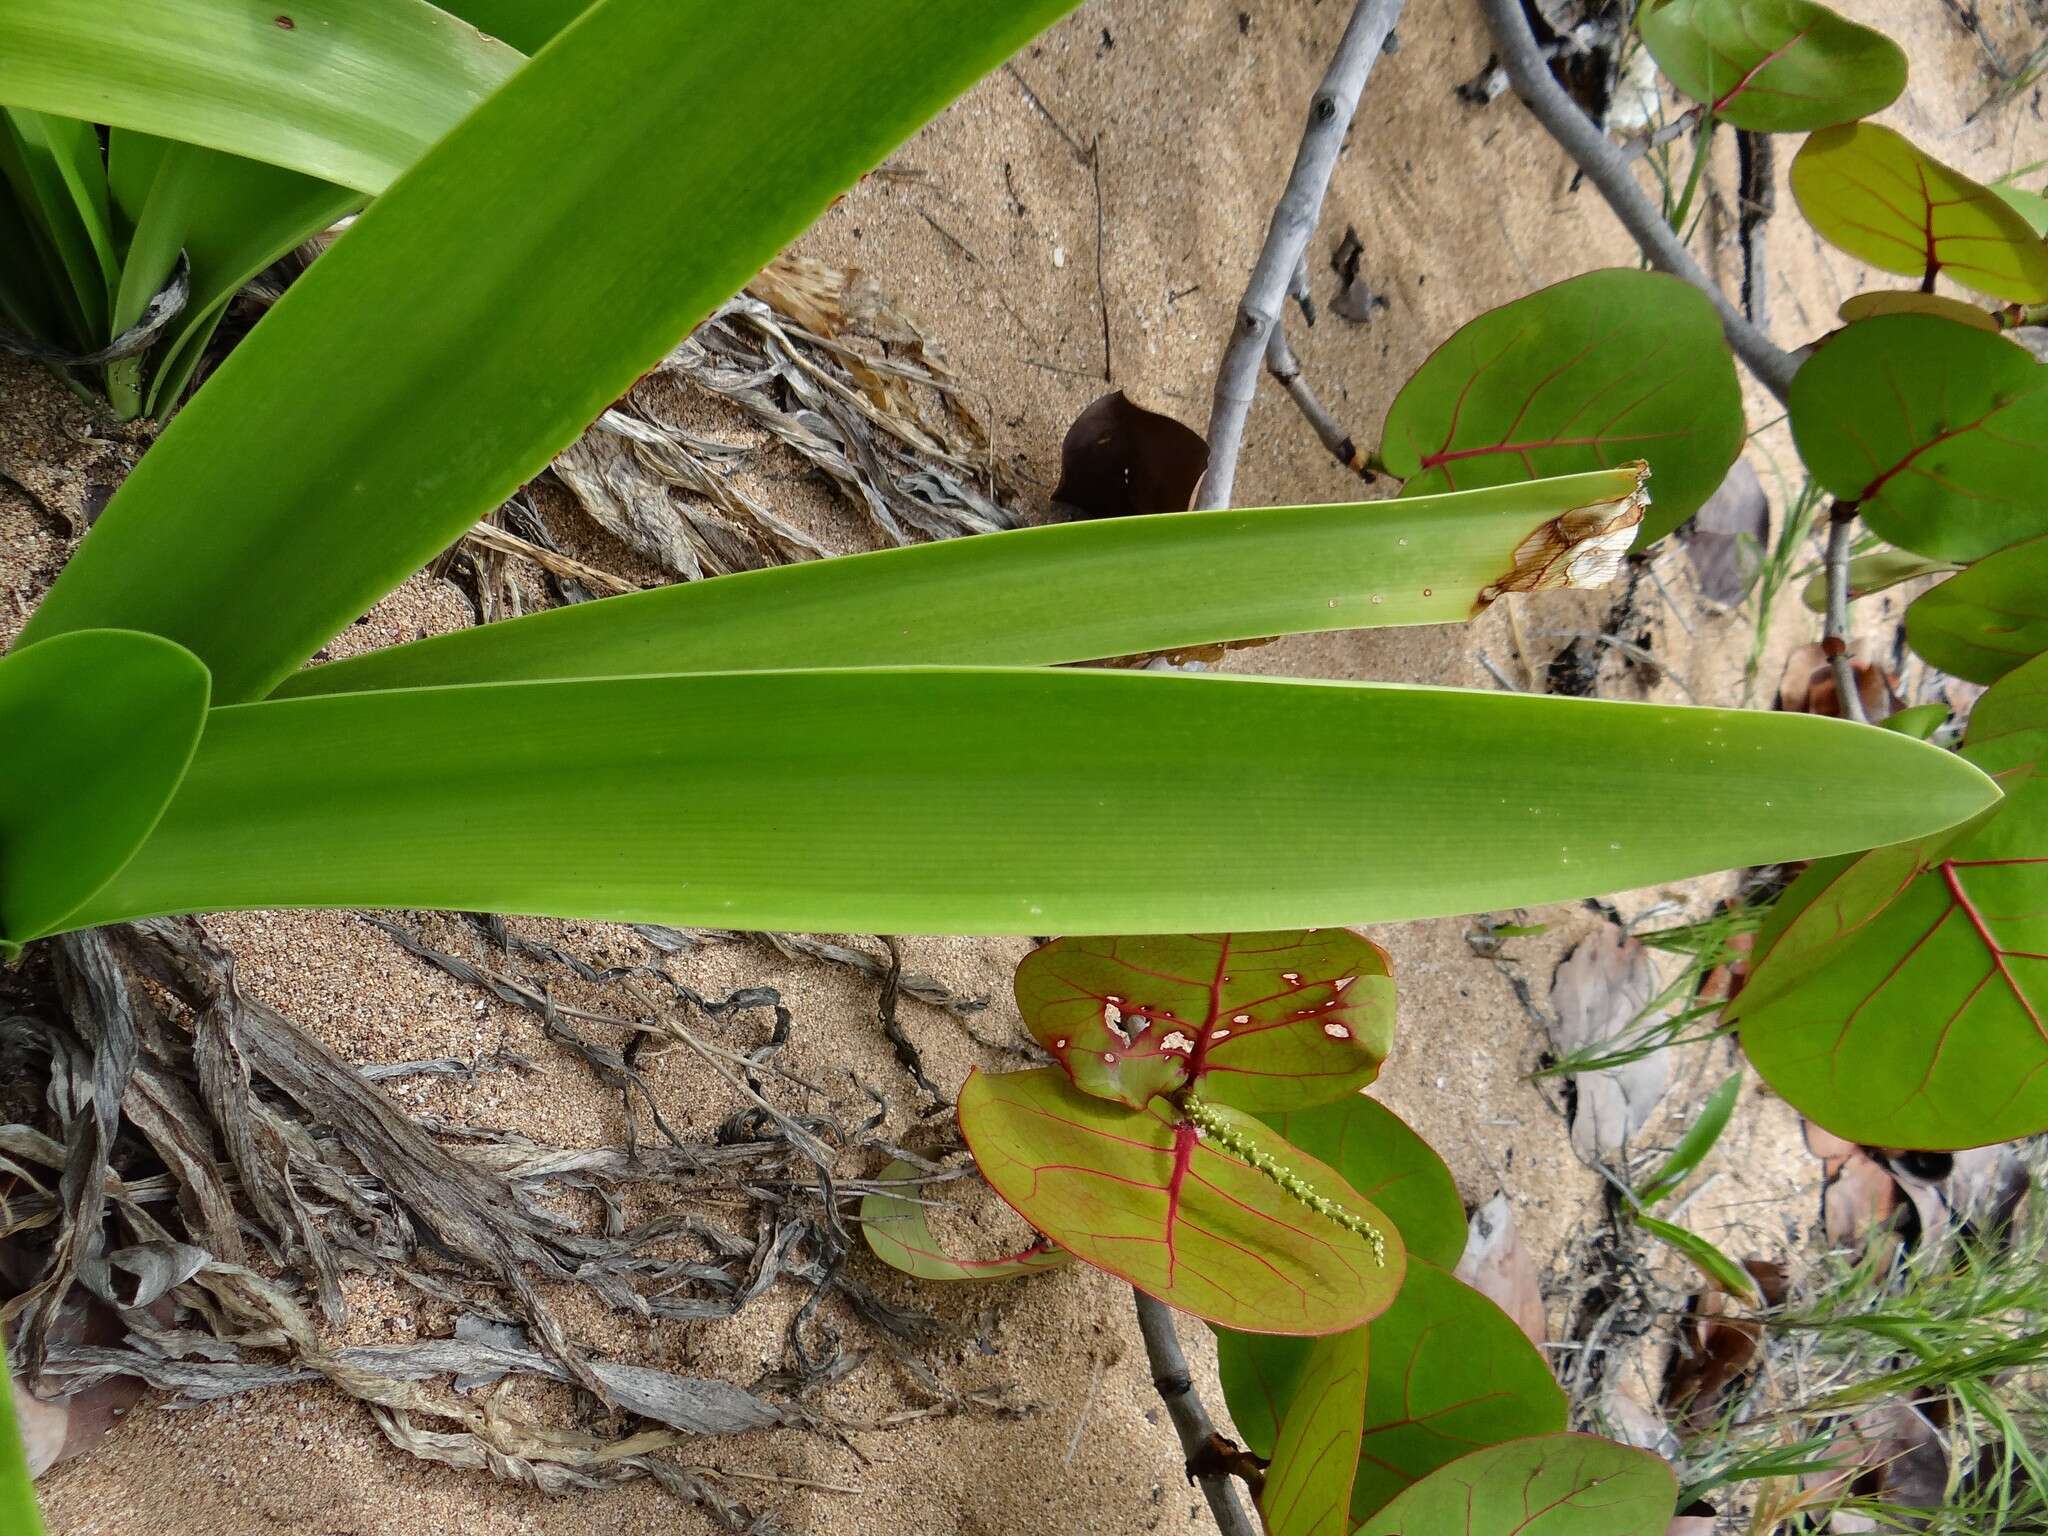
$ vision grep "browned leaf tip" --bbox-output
[1472,464,1647,614]
[1051,390,1209,519]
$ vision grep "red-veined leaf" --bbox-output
[1905,533,2048,685]
[1636,0,1905,133]
[1261,1325,1369,1536]
[1741,651,2048,1147]
[955,1068,1405,1333]
[1015,930,1393,1112]
[1788,314,2048,562]
[1350,1261,1569,1519]
[1792,124,2048,302]
[1351,1433,1678,1535]
[858,1159,1072,1282]
[1260,1095,1466,1269]
[1380,270,1744,541]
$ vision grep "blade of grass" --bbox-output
[0,0,523,196]
[67,666,1998,939]
[18,0,1083,700]
[273,467,1649,696]
[1637,1071,1742,1206]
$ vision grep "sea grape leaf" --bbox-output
[1788,314,2048,561]
[858,1159,1072,1281]
[1052,390,1209,518]
[1015,930,1393,1112]
[1791,124,2048,302]
[1261,1325,1369,1536]
[1636,0,1905,132]
[1996,179,2048,237]
[1798,546,1959,612]
[1838,291,2000,334]
[955,1067,1405,1333]
[1380,269,1745,541]
[1351,1433,1678,1535]
[1260,1095,1466,1269]
[0,630,209,951]
[1905,534,2048,685]
[1349,1260,1569,1521]
[1740,651,2048,1147]
[1214,1326,1311,1458]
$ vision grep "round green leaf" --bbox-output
[1637,0,1905,131]
[1349,1261,1568,1521]
[1261,1325,1369,1536]
[1788,314,2048,561]
[1352,1434,1677,1535]
[1014,930,1394,1112]
[0,629,209,949]
[1260,1095,1466,1269]
[1742,652,2048,1147]
[858,1159,1072,1282]
[1791,124,2048,302]
[1381,270,1745,542]
[1906,534,2048,685]
[955,1067,1406,1334]
[1838,290,2000,334]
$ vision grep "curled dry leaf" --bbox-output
[1682,458,1767,607]
[1661,1258,1787,1431]
[1805,1395,1949,1530]
[1051,390,1210,519]
[1775,641,1900,722]
[1549,923,1671,1163]
[1806,1121,1902,1247]
[1453,1194,1546,1348]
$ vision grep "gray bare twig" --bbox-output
[1265,326,1375,482]
[1823,502,1868,724]
[1196,0,1405,508]
[1474,0,1800,404]
[1133,1292,1258,1536]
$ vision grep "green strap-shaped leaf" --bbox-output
[1791,124,2048,302]
[1349,1261,1568,1521]
[1905,534,2048,685]
[1259,1096,1466,1270]
[1262,1325,1369,1536]
[1741,651,2048,1147]
[0,0,521,196]
[1788,314,2048,562]
[1636,0,1905,131]
[858,1160,1071,1282]
[437,0,593,52]
[1,1335,45,1536]
[65,668,1999,937]
[0,630,210,951]
[955,1068,1406,1334]
[1380,270,1744,542]
[17,0,1080,702]
[1352,1434,1677,1535]
[1015,930,1394,1112]
[270,468,1652,698]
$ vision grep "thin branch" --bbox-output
[1265,325,1375,481]
[1132,1292,1258,1536]
[1197,0,1405,509]
[1823,501,1868,724]
[1474,0,1799,405]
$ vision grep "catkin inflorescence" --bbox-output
[1180,1095,1386,1266]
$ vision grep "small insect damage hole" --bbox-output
[275,12,296,26]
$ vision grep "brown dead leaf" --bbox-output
[1454,1194,1546,1348]
[1663,1259,1787,1430]
[1806,1121,1903,1248]
[1775,642,1900,721]
[1051,390,1208,519]
[1667,1505,1718,1536]
[1805,1394,1949,1530]
[1682,459,1767,607]
[1550,923,1671,1163]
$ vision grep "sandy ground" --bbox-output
[7,0,2046,1532]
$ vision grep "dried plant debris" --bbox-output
[1455,1194,1547,1348]
[1805,1122,2030,1250]
[1682,459,1768,607]
[1049,389,1208,519]
[547,254,1016,583]
[0,914,1009,1526]
[1661,1259,1787,1431]
[1549,923,1672,1164]
[1328,226,1389,324]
